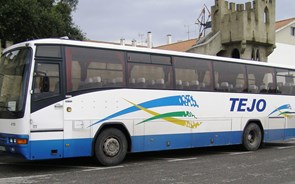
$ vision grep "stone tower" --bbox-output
[188,0,276,62]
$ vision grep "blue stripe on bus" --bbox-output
[131,131,243,152]
[285,128,295,139]
[30,138,92,160]
[131,129,295,152]
[1,128,295,160]
[264,128,295,142]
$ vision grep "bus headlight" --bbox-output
[9,138,15,144]
[8,138,28,145]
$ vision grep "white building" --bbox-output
[268,18,295,66]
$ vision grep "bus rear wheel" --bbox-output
[94,128,127,166]
[242,123,262,151]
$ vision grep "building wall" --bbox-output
[268,43,295,66]
[276,22,295,45]
[188,0,276,62]
[220,2,275,45]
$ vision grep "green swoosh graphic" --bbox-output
[137,111,193,125]
[278,111,291,118]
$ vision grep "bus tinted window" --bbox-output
[173,57,212,91]
[36,45,62,58]
[151,55,171,65]
[276,69,295,95]
[247,65,275,94]
[213,62,246,92]
[127,52,151,63]
[66,47,125,92]
[128,63,172,89]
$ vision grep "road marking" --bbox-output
[0,160,124,171]
[167,157,197,162]
[82,165,124,172]
[0,174,52,184]
[277,145,295,150]
[0,162,84,169]
[228,151,253,156]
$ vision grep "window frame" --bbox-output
[31,59,64,113]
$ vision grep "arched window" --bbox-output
[264,7,269,24]
[232,49,240,59]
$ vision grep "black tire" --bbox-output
[242,123,262,151]
[94,128,127,166]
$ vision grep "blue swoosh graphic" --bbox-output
[268,104,291,117]
[88,95,199,127]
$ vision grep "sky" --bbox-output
[72,0,295,46]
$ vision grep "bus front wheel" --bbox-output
[242,123,262,151]
[94,128,127,166]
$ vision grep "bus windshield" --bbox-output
[0,48,31,118]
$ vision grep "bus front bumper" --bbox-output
[0,133,30,159]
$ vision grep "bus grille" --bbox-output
[0,136,6,144]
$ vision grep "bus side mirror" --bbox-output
[40,76,50,92]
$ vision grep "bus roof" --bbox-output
[3,38,294,70]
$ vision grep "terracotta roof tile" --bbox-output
[275,18,295,30]
[156,38,198,52]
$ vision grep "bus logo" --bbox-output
[230,98,267,112]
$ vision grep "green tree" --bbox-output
[0,0,85,44]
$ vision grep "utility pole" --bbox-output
[184,24,197,40]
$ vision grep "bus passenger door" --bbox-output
[30,61,65,159]
[63,98,92,158]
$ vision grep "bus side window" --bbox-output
[173,57,212,91]
[66,47,125,92]
[247,65,275,94]
[213,62,246,93]
[276,69,295,95]
[32,63,60,100]
[127,53,172,89]
[128,63,171,89]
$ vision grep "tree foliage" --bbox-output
[0,0,85,44]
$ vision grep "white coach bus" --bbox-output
[0,38,295,166]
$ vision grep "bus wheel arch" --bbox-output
[242,120,264,151]
[93,123,131,166]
